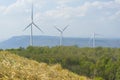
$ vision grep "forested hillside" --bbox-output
[6,46,120,80]
[0,51,90,80]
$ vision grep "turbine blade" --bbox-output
[33,22,43,33]
[23,23,32,31]
[55,26,62,33]
[31,2,33,21]
[95,33,103,37]
[63,25,69,31]
[94,33,104,38]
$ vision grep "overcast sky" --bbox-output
[0,0,120,41]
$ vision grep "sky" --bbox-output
[0,0,120,41]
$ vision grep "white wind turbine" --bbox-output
[24,3,43,46]
[55,25,69,46]
[89,32,102,48]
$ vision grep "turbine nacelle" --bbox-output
[24,22,43,33]
[55,25,69,33]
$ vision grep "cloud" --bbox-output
[53,0,78,5]
[44,6,87,19]
[0,0,119,18]
[39,1,119,19]
[4,0,25,14]
[0,6,5,14]
[0,0,120,39]
[0,0,46,15]
[115,0,120,3]
[108,11,120,20]
[0,0,119,25]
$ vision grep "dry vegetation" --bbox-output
[0,51,90,80]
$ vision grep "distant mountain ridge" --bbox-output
[0,35,120,49]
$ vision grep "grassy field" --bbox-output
[0,51,90,80]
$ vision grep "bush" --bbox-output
[93,77,104,80]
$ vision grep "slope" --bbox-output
[0,51,90,80]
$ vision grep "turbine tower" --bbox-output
[88,32,101,48]
[92,32,102,48]
[55,25,69,46]
[24,3,43,46]
[93,32,96,48]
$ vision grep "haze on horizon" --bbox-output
[0,0,120,41]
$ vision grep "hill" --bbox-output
[7,46,120,80]
[0,36,88,49]
[0,51,90,80]
[0,35,120,49]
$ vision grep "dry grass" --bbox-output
[0,51,90,80]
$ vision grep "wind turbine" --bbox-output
[55,25,69,46]
[24,3,43,46]
[89,32,102,48]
